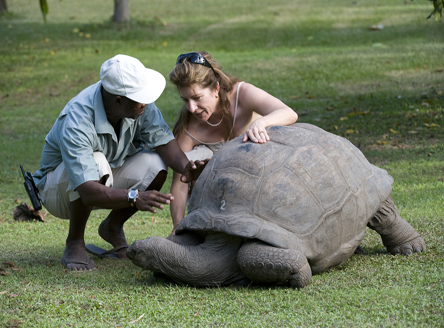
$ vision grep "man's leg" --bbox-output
[40,161,98,271]
[98,149,169,259]
[62,198,96,270]
[98,170,167,259]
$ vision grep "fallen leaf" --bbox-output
[0,291,8,295]
[339,117,348,121]
[2,261,15,268]
[345,129,354,134]
[424,123,439,128]
[389,128,398,134]
[9,293,19,297]
[377,140,388,145]
[369,24,384,30]
[129,314,145,324]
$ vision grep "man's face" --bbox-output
[121,97,147,120]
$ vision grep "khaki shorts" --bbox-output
[40,150,167,220]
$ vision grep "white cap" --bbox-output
[100,54,166,104]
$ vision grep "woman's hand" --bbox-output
[243,121,270,143]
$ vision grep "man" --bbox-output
[33,54,205,271]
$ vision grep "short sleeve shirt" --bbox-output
[33,81,174,190]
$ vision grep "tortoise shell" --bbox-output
[177,123,393,273]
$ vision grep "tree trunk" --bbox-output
[113,0,130,22]
[0,0,8,13]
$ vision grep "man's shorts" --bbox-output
[40,150,167,220]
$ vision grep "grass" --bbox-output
[1,0,443,326]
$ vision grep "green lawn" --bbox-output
[1,0,443,327]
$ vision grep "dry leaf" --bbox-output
[369,24,384,30]
[2,261,15,268]
[129,314,145,324]
[390,128,398,134]
[12,203,45,222]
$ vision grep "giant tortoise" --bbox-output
[127,123,426,288]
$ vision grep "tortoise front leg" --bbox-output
[368,196,426,255]
[237,241,312,289]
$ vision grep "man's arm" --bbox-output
[155,139,208,183]
[76,181,173,213]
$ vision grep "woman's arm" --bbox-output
[170,170,189,235]
[239,83,298,143]
[168,133,197,235]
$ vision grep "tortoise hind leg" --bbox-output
[237,241,312,289]
[368,196,426,255]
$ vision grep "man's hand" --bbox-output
[180,159,210,183]
[136,190,174,213]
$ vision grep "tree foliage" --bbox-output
[427,0,443,19]
[39,0,48,23]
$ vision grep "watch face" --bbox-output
[128,190,137,198]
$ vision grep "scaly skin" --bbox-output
[367,196,426,255]
[237,241,312,289]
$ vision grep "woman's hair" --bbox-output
[169,51,239,139]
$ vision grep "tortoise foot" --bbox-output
[237,241,312,289]
[388,236,426,256]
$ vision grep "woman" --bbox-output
[169,51,298,234]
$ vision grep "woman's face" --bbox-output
[178,83,219,122]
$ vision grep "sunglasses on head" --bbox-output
[176,52,216,75]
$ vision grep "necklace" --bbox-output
[206,116,223,127]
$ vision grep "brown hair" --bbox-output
[169,51,240,140]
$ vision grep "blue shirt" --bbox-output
[33,81,174,190]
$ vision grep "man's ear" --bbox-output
[114,95,123,106]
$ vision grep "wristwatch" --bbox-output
[127,189,139,207]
